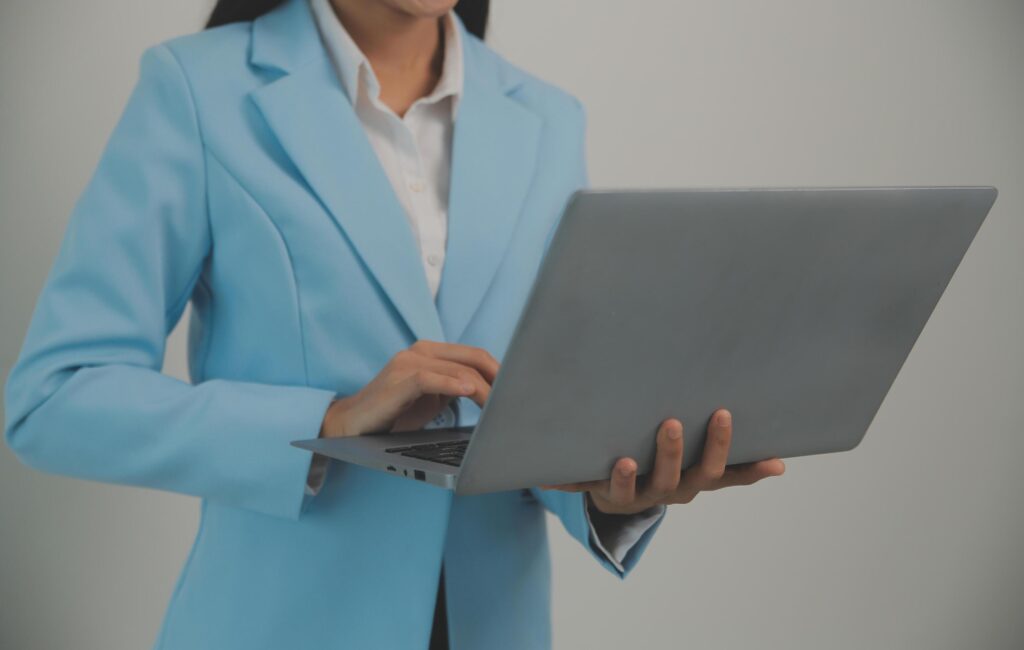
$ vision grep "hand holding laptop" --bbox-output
[542,410,785,515]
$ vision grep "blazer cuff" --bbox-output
[585,497,666,575]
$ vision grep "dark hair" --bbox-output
[206,0,489,40]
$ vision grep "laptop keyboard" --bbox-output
[385,439,469,467]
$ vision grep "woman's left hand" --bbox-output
[542,408,785,515]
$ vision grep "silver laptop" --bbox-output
[293,187,996,495]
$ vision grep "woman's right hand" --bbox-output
[319,341,500,439]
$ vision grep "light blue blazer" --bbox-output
[4,1,663,648]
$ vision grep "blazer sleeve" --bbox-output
[2,44,337,521]
[529,96,665,578]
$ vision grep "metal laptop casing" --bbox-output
[294,428,471,489]
[452,187,995,494]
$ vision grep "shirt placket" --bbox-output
[393,107,444,295]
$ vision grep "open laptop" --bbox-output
[293,186,997,495]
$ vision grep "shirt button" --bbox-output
[427,253,442,266]
[409,179,426,193]
[428,403,457,429]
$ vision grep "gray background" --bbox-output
[1,0,1022,648]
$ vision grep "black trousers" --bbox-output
[428,565,448,650]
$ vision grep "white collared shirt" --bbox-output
[307,0,662,572]
[311,0,460,300]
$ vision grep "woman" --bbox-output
[3,0,785,648]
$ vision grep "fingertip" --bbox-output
[661,418,683,441]
[757,458,785,477]
[616,457,637,477]
[715,408,732,428]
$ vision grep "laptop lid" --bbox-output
[454,187,996,495]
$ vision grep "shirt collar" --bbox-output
[309,0,464,118]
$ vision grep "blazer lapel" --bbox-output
[249,0,444,343]
[436,36,542,342]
